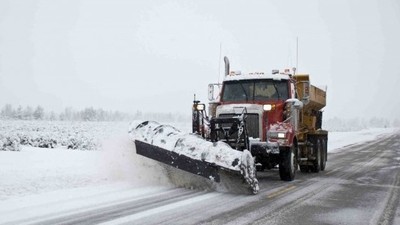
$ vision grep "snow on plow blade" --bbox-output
[129,121,259,194]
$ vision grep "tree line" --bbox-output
[2,104,397,129]
[322,117,399,131]
[0,104,189,122]
[1,104,46,120]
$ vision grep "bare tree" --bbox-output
[33,106,44,120]
[1,104,14,118]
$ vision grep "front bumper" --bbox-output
[250,140,280,156]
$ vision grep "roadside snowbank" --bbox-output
[0,133,171,201]
[0,146,104,200]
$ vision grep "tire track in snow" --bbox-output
[369,135,400,225]
[99,192,222,225]
[15,188,201,225]
[376,171,400,225]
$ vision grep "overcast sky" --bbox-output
[0,0,399,120]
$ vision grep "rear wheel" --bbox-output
[311,139,321,173]
[279,146,297,181]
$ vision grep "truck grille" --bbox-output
[218,114,260,138]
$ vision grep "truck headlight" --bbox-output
[196,104,205,111]
[263,104,272,111]
[277,133,286,138]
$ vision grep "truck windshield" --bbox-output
[222,79,289,102]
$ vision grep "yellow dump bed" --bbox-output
[294,74,326,111]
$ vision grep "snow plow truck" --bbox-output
[130,56,327,194]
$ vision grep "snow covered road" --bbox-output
[0,128,399,224]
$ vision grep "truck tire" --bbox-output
[320,139,327,171]
[311,139,321,173]
[279,146,296,181]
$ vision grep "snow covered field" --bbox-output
[327,128,398,152]
[0,120,132,151]
[0,121,397,224]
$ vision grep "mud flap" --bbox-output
[135,140,221,182]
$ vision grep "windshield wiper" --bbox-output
[239,83,249,101]
[272,81,281,100]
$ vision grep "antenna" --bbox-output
[218,42,222,84]
[296,37,299,72]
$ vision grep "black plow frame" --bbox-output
[135,140,221,182]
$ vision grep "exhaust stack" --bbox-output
[224,56,230,76]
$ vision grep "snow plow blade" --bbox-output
[135,140,221,182]
[129,121,259,194]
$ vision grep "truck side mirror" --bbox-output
[208,84,214,101]
[285,99,303,109]
[208,83,221,101]
[293,100,303,109]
